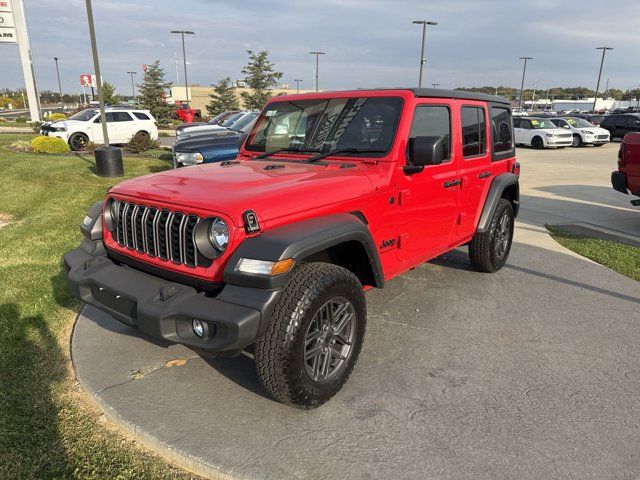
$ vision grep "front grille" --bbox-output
[558,134,572,139]
[597,135,608,140]
[112,200,208,268]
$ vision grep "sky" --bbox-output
[1,0,639,96]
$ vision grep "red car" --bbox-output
[612,132,640,205]
[172,103,202,123]
[65,88,520,408]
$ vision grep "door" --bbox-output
[92,112,118,143]
[112,111,136,143]
[397,102,460,261]
[457,104,491,238]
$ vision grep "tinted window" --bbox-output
[113,112,133,122]
[246,97,403,156]
[624,116,640,126]
[409,105,451,161]
[461,106,486,157]
[133,112,150,120]
[600,116,615,126]
[513,118,521,128]
[491,107,513,155]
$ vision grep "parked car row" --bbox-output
[513,115,610,149]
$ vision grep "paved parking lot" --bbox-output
[72,143,640,480]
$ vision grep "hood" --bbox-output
[180,124,225,135]
[109,159,377,227]
[174,130,238,150]
[45,119,85,127]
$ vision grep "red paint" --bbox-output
[104,89,516,284]
[618,133,640,196]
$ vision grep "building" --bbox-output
[525,97,639,113]
[170,85,317,115]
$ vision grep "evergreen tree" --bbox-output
[240,50,283,110]
[138,61,171,122]
[206,77,240,116]
[101,82,120,105]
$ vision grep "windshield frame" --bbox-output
[69,108,99,122]
[244,96,405,159]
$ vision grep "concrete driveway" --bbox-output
[72,143,640,480]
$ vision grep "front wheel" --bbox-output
[468,198,514,273]
[572,134,583,147]
[69,132,89,151]
[531,136,544,149]
[255,263,366,408]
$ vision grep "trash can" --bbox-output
[94,146,124,177]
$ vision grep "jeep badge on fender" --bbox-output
[64,88,519,409]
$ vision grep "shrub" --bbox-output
[126,132,159,153]
[45,112,67,121]
[31,135,70,154]
[7,140,32,152]
[28,121,43,133]
[15,116,28,123]
[0,117,7,123]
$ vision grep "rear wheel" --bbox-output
[469,198,514,273]
[133,130,150,140]
[255,263,366,408]
[69,132,89,151]
[572,134,583,147]
[531,136,544,149]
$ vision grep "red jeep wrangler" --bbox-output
[173,103,202,123]
[65,89,519,408]
[612,133,640,206]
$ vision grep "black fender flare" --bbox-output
[224,213,384,290]
[476,173,520,233]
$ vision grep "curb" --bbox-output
[549,222,640,248]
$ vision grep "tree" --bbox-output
[240,50,283,110]
[138,61,171,122]
[206,77,240,116]
[102,82,120,105]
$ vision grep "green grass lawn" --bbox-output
[0,121,32,128]
[0,133,198,479]
[548,227,640,282]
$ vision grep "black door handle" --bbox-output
[444,179,462,188]
[478,171,491,179]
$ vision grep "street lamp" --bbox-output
[53,57,63,111]
[294,79,303,94]
[126,71,137,102]
[171,30,195,107]
[593,46,613,113]
[309,52,325,92]
[518,56,533,111]
[412,20,437,88]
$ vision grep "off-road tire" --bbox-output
[531,136,544,149]
[572,134,583,147]
[468,198,514,273]
[255,262,366,408]
[69,132,89,151]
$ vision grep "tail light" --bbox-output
[618,145,625,168]
[511,162,521,177]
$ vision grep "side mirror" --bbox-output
[405,136,446,174]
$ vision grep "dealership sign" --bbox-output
[0,0,16,44]
[80,74,97,87]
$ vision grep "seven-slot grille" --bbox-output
[113,201,207,268]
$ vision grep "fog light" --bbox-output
[192,319,205,338]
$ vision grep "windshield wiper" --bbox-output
[252,147,321,159]
[306,148,387,163]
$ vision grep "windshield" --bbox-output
[220,112,245,127]
[69,109,98,121]
[565,117,593,128]
[530,118,558,129]
[229,111,258,131]
[245,97,403,156]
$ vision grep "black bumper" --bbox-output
[611,171,628,195]
[64,246,279,353]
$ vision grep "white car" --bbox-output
[513,117,573,149]
[40,107,158,151]
[549,117,610,147]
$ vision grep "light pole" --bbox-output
[309,51,325,92]
[412,20,437,88]
[171,30,195,107]
[593,47,613,113]
[53,57,63,111]
[294,79,303,94]
[518,56,533,111]
[126,71,137,102]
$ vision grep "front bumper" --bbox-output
[64,246,277,353]
[611,171,628,195]
[546,137,573,147]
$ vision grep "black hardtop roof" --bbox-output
[408,88,510,105]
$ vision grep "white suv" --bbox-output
[40,107,158,151]
[549,117,610,147]
[513,117,573,149]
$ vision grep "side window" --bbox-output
[408,105,451,161]
[490,106,514,158]
[513,118,521,128]
[625,116,640,126]
[133,112,150,120]
[114,112,133,122]
[461,106,486,158]
[94,112,115,123]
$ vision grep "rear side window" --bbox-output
[624,116,640,126]
[409,105,451,161]
[113,112,133,122]
[133,112,150,120]
[490,106,514,160]
[461,106,486,158]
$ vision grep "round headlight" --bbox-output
[209,218,229,252]
[104,198,119,232]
